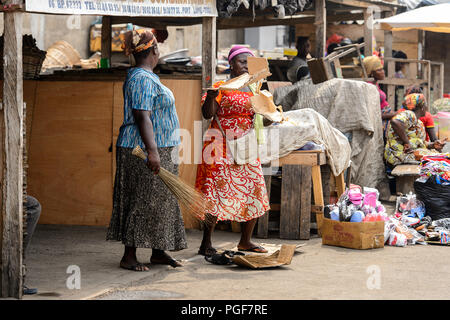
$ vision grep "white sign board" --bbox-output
[25,0,217,17]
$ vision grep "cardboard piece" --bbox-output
[205,57,272,91]
[232,244,297,269]
[321,218,385,250]
[250,90,283,122]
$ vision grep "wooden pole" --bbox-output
[1,1,24,299]
[201,17,216,90]
[383,11,395,109]
[314,0,326,58]
[201,17,216,135]
[364,7,374,57]
[101,16,112,64]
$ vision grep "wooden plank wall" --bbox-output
[296,24,419,59]
[425,32,450,93]
[27,81,114,226]
[1,79,202,228]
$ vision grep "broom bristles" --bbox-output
[132,145,216,226]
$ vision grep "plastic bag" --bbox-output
[395,193,425,220]
[407,228,427,245]
[414,179,450,220]
[431,218,450,230]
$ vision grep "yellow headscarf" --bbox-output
[363,56,383,76]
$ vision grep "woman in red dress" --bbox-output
[196,46,270,256]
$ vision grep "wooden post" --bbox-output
[280,165,311,240]
[1,1,24,299]
[202,17,216,91]
[314,0,326,58]
[101,16,112,64]
[257,164,272,239]
[383,12,395,109]
[201,17,216,134]
[364,7,374,57]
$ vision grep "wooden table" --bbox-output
[391,164,421,195]
[256,150,346,240]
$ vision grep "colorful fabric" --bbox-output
[228,45,254,63]
[404,86,422,96]
[399,108,435,141]
[403,93,425,111]
[117,68,181,149]
[195,81,270,222]
[377,83,389,111]
[384,110,429,166]
[417,155,450,186]
[122,28,156,56]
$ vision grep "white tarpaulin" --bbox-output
[375,3,450,33]
[273,78,391,200]
[25,0,217,17]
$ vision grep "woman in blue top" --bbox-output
[107,29,187,271]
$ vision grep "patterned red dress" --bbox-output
[195,81,270,222]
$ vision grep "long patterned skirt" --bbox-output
[106,146,187,251]
[195,120,270,222]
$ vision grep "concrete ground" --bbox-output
[22,223,450,300]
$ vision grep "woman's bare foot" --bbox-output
[120,257,150,271]
[150,250,183,268]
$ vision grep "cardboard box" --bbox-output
[321,218,385,250]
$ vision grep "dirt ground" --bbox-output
[21,223,450,300]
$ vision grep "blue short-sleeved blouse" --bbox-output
[117,68,181,149]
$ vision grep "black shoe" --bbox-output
[23,286,38,295]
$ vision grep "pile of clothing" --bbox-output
[385,193,450,246]
[414,155,450,221]
[417,155,450,185]
[324,185,388,223]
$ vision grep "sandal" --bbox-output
[204,250,245,265]
[237,245,268,253]
[120,261,150,272]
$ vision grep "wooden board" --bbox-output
[161,79,202,229]
[27,81,114,226]
[280,165,311,240]
[391,164,420,176]
[299,165,312,240]
[257,164,272,239]
[273,151,326,167]
[1,8,24,299]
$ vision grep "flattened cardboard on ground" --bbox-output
[232,244,297,269]
[321,218,385,250]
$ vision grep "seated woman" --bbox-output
[363,55,397,138]
[398,86,438,142]
[385,93,447,167]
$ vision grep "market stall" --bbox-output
[0,0,218,299]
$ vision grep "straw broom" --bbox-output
[132,145,216,226]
